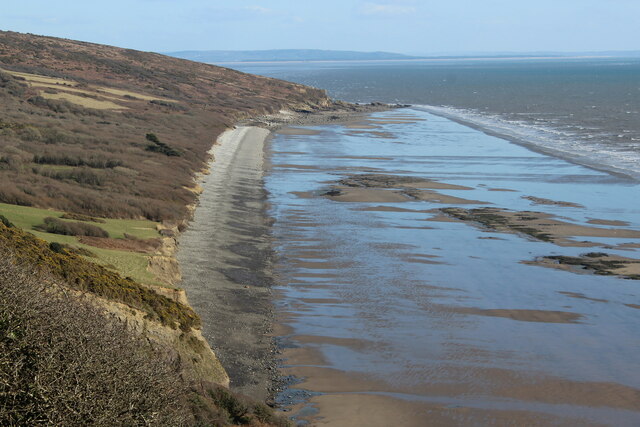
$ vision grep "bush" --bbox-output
[0,214,14,228]
[35,167,104,186]
[37,216,109,237]
[0,255,188,426]
[205,385,291,426]
[33,154,123,169]
[145,133,181,157]
[61,212,106,223]
[48,241,65,253]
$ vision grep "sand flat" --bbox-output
[266,109,640,424]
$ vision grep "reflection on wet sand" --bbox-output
[444,306,583,323]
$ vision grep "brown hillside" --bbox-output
[0,30,333,221]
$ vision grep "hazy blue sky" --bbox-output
[2,0,639,54]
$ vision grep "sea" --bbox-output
[226,58,640,425]
[235,57,640,180]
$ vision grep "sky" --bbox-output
[2,0,639,54]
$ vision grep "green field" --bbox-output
[0,202,162,285]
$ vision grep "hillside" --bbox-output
[167,49,421,63]
[0,30,334,221]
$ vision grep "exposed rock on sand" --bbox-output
[319,173,486,204]
[525,252,640,280]
[522,195,584,208]
[438,207,640,246]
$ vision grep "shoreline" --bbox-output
[177,103,640,425]
[415,105,640,182]
[175,104,397,400]
[176,126,277,400]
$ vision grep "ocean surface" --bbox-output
[228,59,640,425]
[234,57,640,180]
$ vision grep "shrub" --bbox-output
[145,133,181,157]
[61,212,106,223]
[35,168,104,186]
[204,385,291,427]
[0,255,188,426]
[37,216,109,237]
[0,214,14,228]
[33,154,123,169]
[208,386,250,424]
[48,241,65,253]
[17,126,42,141]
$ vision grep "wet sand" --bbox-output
[266,109,640,426]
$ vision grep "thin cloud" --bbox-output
[244,5,273,14]
[360,3,416,16]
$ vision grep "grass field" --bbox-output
[0,202,162,284]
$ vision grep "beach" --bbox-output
[177,126,277,400]
[178,107,640,426]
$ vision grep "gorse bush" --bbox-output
[0,255,189,426]
[36,216,109,237]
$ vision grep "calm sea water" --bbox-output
[233,58,640,180]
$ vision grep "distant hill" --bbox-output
[166,49,640,64]
[166,49,421,63]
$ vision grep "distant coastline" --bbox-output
[210,55,619,66]
[165,48,640,65]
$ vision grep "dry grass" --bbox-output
[97,86,173,102]
[0,67,74,85]
[2,67,175,104]
[39,91,127,110]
